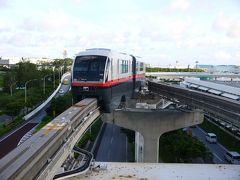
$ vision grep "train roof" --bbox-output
[75,48,142,61]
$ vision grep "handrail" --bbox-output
[53,146,93,180]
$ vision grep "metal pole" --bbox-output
[52,67,55,89]
[25,79,38,104]
[43,74,51,94]
[43,77,45,94]
[25,83,27,104]
[10,84,13,96]
[59,68,61,84]
[60,66,62,78]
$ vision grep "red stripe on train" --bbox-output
[72,73,145,87]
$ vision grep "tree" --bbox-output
[159,130,212,163]
[46,92,72,117]
[3,70,16,95]
[15,61,40,87]
[4,100,24,117]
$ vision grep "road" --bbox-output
[0,73,71,158]
[96,123,130,162]
[191,126,229,164]
[0,123,37,158]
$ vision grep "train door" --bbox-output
[104,57,110,82]
[110,58,113,81]
[117,58,120,80]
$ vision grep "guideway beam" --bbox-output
[103,109,203,163]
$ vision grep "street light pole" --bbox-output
[58,67,62,84]
[58,66,63,84]
[25,79,38,104]
[43,74,52,94]
[52,67,55,89]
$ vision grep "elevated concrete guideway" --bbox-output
[146,72,240,78]
[0,99,101,180]
[103,108,203,163]
[148,80,240,128]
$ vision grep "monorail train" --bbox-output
[71,48,145,112]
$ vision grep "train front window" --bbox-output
[73,55,107,82]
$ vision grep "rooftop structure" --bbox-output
[72,162,240,180]
[0,56,53,65]
[198,65,240,74]
[183,78,240,100]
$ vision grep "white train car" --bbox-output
[71,48,145,112]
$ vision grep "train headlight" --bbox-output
[83,87,89,91]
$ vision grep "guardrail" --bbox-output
[53,146,93,180]
[23,72,71,120]
[0,99,100,180]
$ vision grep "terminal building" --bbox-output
[181,78,240,101]
[198,65,240,74]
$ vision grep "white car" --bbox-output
[225,151,240,164]
[206,133,217,143]
[59,89,64,94]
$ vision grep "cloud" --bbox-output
[235,51,240,60]
[169,0,191,11]
[0,18,11,31]
[20,10,73,32]
[214,50,232,60]
[227,22,240,38]
[0,0,8,8]
[213,13,240,38]
[138,15,191,42]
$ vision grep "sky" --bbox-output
[0,0,240,67]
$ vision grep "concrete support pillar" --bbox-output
[142,132,160,162]
[135,132,144,162]
[103,109,203,163]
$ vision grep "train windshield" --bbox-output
[73,55,107,82]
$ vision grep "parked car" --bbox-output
[206,133,217,143]
[224,151,240,164]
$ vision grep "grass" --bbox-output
[33,115,52,134]
[76,118,103,148]
[121,127,135,162]
[0,84,55,137]
[0,116,24,137]
[199,119,240,153]
[75,118,103,158]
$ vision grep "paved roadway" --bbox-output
[0,123,37,159]
[191,126,229,164]
[96,123,130,162]
[0,74,71,159]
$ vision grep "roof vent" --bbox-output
[86,48,111,51]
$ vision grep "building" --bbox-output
[0,56,53,65]
[198,65,240,74]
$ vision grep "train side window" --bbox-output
[121,60,124,73]
[136,62,139,72]
[140,62,144,71]
[121,60,128,74]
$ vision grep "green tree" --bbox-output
[159,130,212,163]
[15,61,40,87]
[3,69,16,95]
[4,100,24,117]
[46,92,72,117]
[146,67,204,72]
[52,58,73,72]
